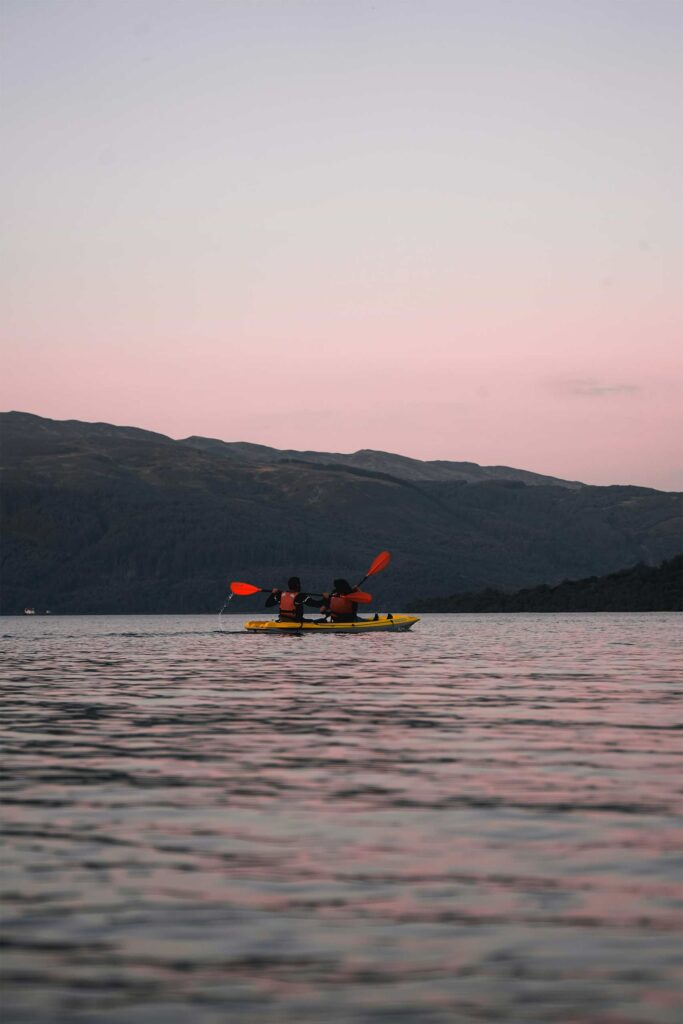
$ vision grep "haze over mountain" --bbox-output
[1,412,681,614]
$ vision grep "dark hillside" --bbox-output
[1,412,681,613]
[410,555,683,612]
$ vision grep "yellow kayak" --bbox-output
[244,614,419,634]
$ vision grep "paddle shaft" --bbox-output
[233,551,389,599]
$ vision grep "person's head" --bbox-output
[333,578,352,595]
[288,576,301,591]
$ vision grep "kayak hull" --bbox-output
[244,614,419,634]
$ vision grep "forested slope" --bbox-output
[411,555,683,612]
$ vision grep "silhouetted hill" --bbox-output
[1,411,681,614]
[181,436,582,487]
[410,555,683,612]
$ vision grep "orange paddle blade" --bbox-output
[230,581,263,596]
[367,550,391,577]
[351,590,372,604]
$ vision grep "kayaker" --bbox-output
[265,577,324,623]
[320,579,370,623]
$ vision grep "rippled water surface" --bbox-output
[2,613,682,1023]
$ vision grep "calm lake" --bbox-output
[1,613,682,1023]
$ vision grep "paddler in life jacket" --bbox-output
[264,577,324,623]
[321,579,370,623]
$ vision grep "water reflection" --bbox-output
[1,613,682,1023]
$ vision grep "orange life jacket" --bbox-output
[329,594,355,618]
[279,591,299,619]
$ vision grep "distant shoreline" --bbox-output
[4,610,681,618]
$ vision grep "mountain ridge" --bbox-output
[0,410,650,490]
[1,411,681,614]
[179,435,584,488]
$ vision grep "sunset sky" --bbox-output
[2,0,681,489]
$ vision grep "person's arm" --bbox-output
[300,592,325,609]
[265,589,280,608]
[348,589,372,604]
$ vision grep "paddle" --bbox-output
[230,581,269,596]
[229,551,390,601]
[355,550,391,589]
[231,581,331,598]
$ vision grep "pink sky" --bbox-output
[2,0,682,489]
